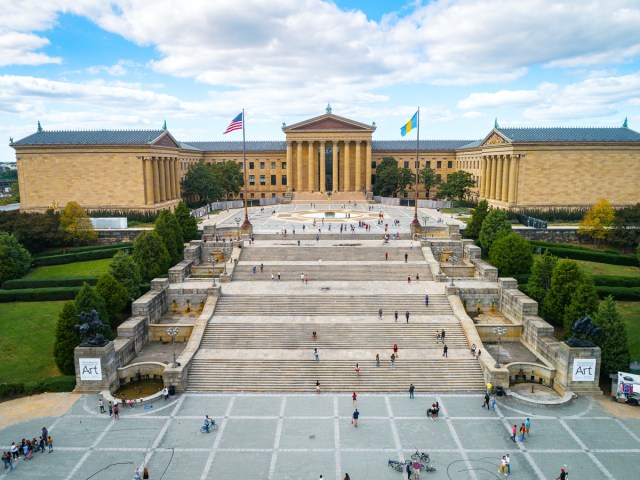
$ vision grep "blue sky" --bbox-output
[1,0,640,162]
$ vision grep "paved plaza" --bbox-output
[2,393,639,479]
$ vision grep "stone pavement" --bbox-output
[2,393,639,480]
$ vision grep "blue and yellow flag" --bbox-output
[401,111,418,137]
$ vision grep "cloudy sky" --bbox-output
[1,0,640,161]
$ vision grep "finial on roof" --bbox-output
[494,118,499,129]
[326,103,332,114]
[37,121,43,132]
[282,122,286,128]
[147,135,153,142]
[372,121,376,126]
[163,120,167,130]
[9,137,13,144]
[623,117,628,128]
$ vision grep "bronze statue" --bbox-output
[75,309,110,347]
[565,315,603,348]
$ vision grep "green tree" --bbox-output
[418,165,439,199]
[0,182,19,206]
[489,233,533,276]
[217,160,244,197]
[438,170,475,203]
[53,301,80,375]
[577,198,615,245]
[0,231,32,284]
[464,200,489,239]
[372,157,413,197]
[133,230,170,281]
[543,260,585,328]
[527,250,558,304]
[74,282,109,324]
[181,160,244,205]
[478,209,512,254]
[174,201,199,242]
[59,201,98,246]
[155,209,184,265]
[562,278,599,337]
[593,296,631,375]
[637,243,640,263]
[0,209,64,253]
[95,273,130,325]
[109,251,142,301]
[610,203,640,251]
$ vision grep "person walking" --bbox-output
[394,310,398,322]
[277,271,281,280]
[252,265,257,274]
[391,353,396,368]
[352,408,359,427]
[385,252,389,261]
[511,424,517,442]
[355,363,360,376]
[393,343,399,358]
[491,396,497,410]
[405,311,410,323]
[99,398,105,413]
[407,275,411,284]
[376,354,380,367]
[556,467,568,480]
[271,273,274,281]
[378,308,383,320]
[344,474,350,480]
[406,462,412,479]
[143,467,149,479]
[482,393,490,409]
[163,386,169,401]
[505,453,510,475]
[404,252,408,263]
[525,417,531,435]
[314,348,319,362]
[519,423,526,442]
[409,384,415,399]
[443,344,448,357]
[260,263,264,273]
[108,401,113,417]
[499,456,507,476]
[316,380,321,394]
[113,402,120,420]
[352,392,357,406]
[47,436,53,452]
[312,331,317,341]
[416,273,419,282]
[441,329,446,342]
[425,294,429,306]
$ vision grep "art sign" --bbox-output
[572,358,596,381]
[79,358,102,381]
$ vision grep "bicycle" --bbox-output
[388,459,404,472]
[411,450,430,462]
[200,419,218,433]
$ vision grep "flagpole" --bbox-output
[241,108,251,228]
[411,107,420,226]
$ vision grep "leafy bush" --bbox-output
[0,287,81,302]
[32,247,129,267]
[591,276,640,288]
[33,243,132,257]
[88,209,159,223]
[0,376,76,398]
[529,240,618,254]
[0,231,32,284]
[507,207,588,222]
[534,245,638,266]
[595,286,640,301]
[2,277,98,289]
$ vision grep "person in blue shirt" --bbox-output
[352,409,359,427]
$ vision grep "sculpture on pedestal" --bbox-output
[565,315,603,348]
[75,309,110,347]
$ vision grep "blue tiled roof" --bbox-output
[184,141,286,152]
[457,140,483,149]
[12,130,166,146]
[372,140,475,151]
[497,127,640,143]
[179,142,202,151]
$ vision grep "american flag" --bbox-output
[223,112,243,134]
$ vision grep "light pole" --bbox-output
[234,217,241,238]
[167,327,180,368]
[493,326,506,368]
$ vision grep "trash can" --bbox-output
[496,386,505,397]
[168,385,176,396]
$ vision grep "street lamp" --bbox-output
[492,326,506,368]
[234,217,241,238]
[167,327,180,368]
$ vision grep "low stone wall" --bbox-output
[476,324,522,341]
[440,265,476,277]
[470,258,498,282]
[455,286,501,314]
[499,280,538,324]
[169,260,194,283]
[96,228,147,245]
[426,239,464,260]
[116,316,147,354]
[514,228,579,244]
[148,324,194,343]
[114,337,137,369]
[132,280,169,324]
[506,362,556,386]
[117,361,166,382]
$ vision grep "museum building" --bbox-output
[11,109,640,212]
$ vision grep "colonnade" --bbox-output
[142,156,181,205]
[286,139,372,192]
[480,154,521,203]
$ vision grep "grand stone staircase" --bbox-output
[232,264,434,282]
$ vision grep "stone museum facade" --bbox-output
[11,109,640,212]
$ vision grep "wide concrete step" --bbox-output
[232,264,433,281]
[239,246,425,262]
[201,322,467,349]
[186,359,485,392]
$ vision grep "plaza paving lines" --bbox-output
[1,393,639,480]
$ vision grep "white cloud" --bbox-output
[87,62,128,76]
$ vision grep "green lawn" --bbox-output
[24,258,113,279]
[574,259,640,277]
[616,301,640,361]
[0,301,65,384]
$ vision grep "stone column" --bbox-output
[355,140,362,191]
[152,157,161,203]
[480,157,488,197]
[508,155,519,204]
[174,158,181,199]
[144,157,154,205]
[488,156,496,199]
[332,141,339,191]
[308,140,315,191]
[164,158,172,201]
[495,155,504,201]
[319,141,326,192]
[168,159,176,199]
[296,141,303,191]
[344,140,351,191]
[501,155,510,202]
[365,141,372,191]
[286,141,293,190]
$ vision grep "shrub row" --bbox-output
[31,247,129,267]
[88,209,159,223]
[507,207,588,222]
[34,242,132,258]
[0,376,76,398]
[595,286,640,301]
[0,286,81,302]
[592,275,640,288]
[529,240,620,254]
[535,245,639,266]
[1,277,98,290]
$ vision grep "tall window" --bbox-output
[282,174,287,185]
[249,162,255,169]
[404,161,409,168]
[448,161,453,168]
[271,162,276,169]
[260,162,265,169]
[282,161,287,169]
[249,175,255,186]
[260,175,266,185]
[426,161,431,168]
[437,161,442,169]
[271,174,277,185]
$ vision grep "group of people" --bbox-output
[2,427,52,472]
[510,418,532,443]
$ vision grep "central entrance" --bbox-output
[321,145,338,192]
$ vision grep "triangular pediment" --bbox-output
[479,129,511,147]
[151,130,181,148]
[284,113,376,132]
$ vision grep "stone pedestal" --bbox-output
[219,272,231,283]
[410,223,424,235]
[241,224,254,236]
[554,342,602,395]
[74,342,120,393]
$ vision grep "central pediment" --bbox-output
[284,113,376,133]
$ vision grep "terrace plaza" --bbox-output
[2,204,640,480]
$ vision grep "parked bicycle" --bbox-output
[387,459,411,472]
[411,450,430,462]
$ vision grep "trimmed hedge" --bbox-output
[592,275,640,288]
[32,247,129,267]
[34,243,132,258]
[595,286,640,301]
[534,245,639,267]
[0,376,76,398]
[0,286,81,302]
[529,240,620,254]
[2,277,98,290]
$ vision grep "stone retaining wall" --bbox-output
[96,228,147,245]
[132,280,169,324]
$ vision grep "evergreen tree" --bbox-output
[53,301,80,375]
[562,278,600,337]
[464,200,489,239]
[109,251,142,301]
[543,260,584,328]
[478,209,512,254]
[59,201,98,246]
[174,201,199,242]
[133,231,170,281]
[593,296,631,375]
[527,250,558,304]
[0,231,32,284]
[95,273,130,325]
[489,233,533,276]
[155,210,184,265]
[74,282,109,323]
